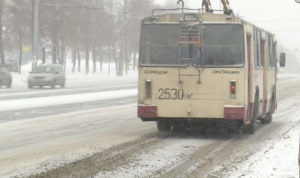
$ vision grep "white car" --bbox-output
[0,66,12,88]
[28,64,65,89]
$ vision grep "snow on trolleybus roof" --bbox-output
[142,7,275,37]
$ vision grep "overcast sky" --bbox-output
[154,0,300,50]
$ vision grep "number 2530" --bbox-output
[158,88,184,100]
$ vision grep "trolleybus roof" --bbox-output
[143,8,274,36]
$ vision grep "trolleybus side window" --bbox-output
[273,42,277,68]
[254,29,263,68]
[253,29,258,67]
[268,35,276,68]
[261,39,265,67]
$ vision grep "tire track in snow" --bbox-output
[28,132,170,178]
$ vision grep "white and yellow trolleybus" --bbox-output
[137,8,285,134]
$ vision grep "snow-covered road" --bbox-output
[0,76,137,123]
[0,89,136,112]
[0,72,299,178]
[0,82,136,100]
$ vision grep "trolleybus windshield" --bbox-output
[140,24,181,66]
[139,23,244,67]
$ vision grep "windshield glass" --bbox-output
[199,24,244,66]
[139,24,183,66]
[139,23,244,67]
[32,66,55,73]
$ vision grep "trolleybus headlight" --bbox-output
[230,81,236,98]
[145,79,152,98]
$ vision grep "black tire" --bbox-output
[6,80,12,88]
[261,113,272,124]
[246,95,259,134]
[157,120,171,132]
[61,83,65,88]
[51,80,56,89]
[247,116,257,134]
[261,94,274,124]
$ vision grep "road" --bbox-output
[0,80,137,122]
[0,75,299,178]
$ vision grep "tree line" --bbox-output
[0,0,172,75]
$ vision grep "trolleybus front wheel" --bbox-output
[261,94,274,124]
[261,113,272,124]
[246,97,259,134]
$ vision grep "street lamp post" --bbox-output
[32,0,40,67]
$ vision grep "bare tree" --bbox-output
[0,0,5,65]
[8,0,31,73]
[0,0,157,75]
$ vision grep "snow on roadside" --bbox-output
[0,83,136,98]
[9,62,137,89]
[277,71,299,80]
[229,128,299,178]
[0,88,137,112]
[228,97,300,178]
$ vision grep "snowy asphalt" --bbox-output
[0,73,299,178]
[0,80,137,123]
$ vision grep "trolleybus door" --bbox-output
[247,35,252,122]
[261,39,268,117]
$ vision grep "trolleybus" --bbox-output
[137,8,285,134]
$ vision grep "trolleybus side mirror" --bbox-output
[279,53,286,67]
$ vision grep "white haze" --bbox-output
[154,0,300,72]
[155,0,300,50]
